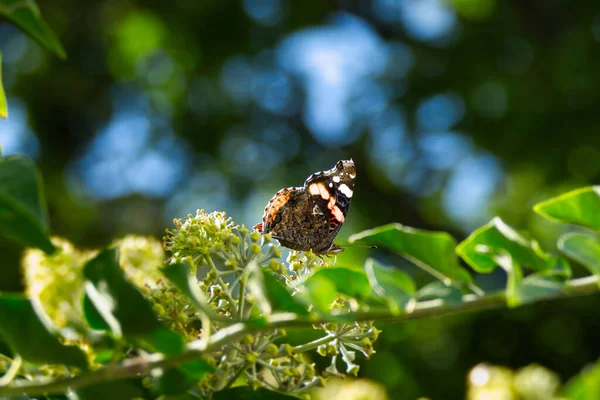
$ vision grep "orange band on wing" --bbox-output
[327,197,344,223]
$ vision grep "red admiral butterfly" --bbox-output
[253,160,355,255]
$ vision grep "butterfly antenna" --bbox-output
[339,244,378,250]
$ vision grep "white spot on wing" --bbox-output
[339,183,353,198]
[333,176,340,183]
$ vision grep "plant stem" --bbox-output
[1,275,598,397]
[293,335,335,354]
[0,355,21,386]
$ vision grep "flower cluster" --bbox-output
[161,210,379,395]
[21,237,97,336]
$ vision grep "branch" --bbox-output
[1,275,597,397]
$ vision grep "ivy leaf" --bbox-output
[349,223,472,285]
[456,217,551,273]
[248,266,309,316]
[213,387,298,399]
[150,359,214,396]
[0,293,87,369]
[561,359,600,399]
[534,186,600,230]
[299,267,371,313]
[558,233,600,276]
[517,274,565,304]
[364,258,415,315]
[0,0,66,59]
[0,52,6,118]
[83,248,184,355]
[0,155,55,254]
[70,379,146,400]
[416,281,463,306]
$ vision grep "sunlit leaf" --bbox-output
[0,0,66,59]
[248,266,309,315]
[349,223,472,285]
[71,379,146,400]
[83,248,184,355]
[151,359,214,396]
[558,233,600,276]
[492,251,523,307]
[0,293,87,369]
[364,258,415,314]
[0,52,6,118]
[534,186,600,230]
[561,359,600,399]
[299,267,371,313]
[456,217,551,273]
[0,155,55,254]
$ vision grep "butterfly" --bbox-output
[253,160,355,255]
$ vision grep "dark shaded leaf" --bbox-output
[83,248,184,355]
[248,266,309,315]
[456,217,551,273]
[534,186,600,230]
[0,155,55,254]
[349,223,472,285]
[212,386,297,399]
[0,293,87,369]
[71,379,146,400]
[558,233,600,276]
[0,0,66,59]
[364,258,415,314]
[151,359,214,396]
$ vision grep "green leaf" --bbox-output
[299,267,371,313]
[71,379,146,400]
[0,0,66,59]
[456,217,551,273]
[492,251,523,307]
[534,186,600,230]
[213,387,297,399]
[349,223,472,285]
[0,52,6,118]
[517,275,565,304]
[162,262,222,319]
[0,293,87,369]
[248,266,309,315]
[0,155,55,253]
[83,248,184,355]
[416,282,463,306]
[562,359,600,400]
[364,258,415,315]
[558,233,600,276]
[151,359,214,396]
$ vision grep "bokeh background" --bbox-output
[2,0,600,398]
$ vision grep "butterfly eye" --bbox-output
[273,214,282,223]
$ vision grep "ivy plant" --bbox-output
[1,153,600,399]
